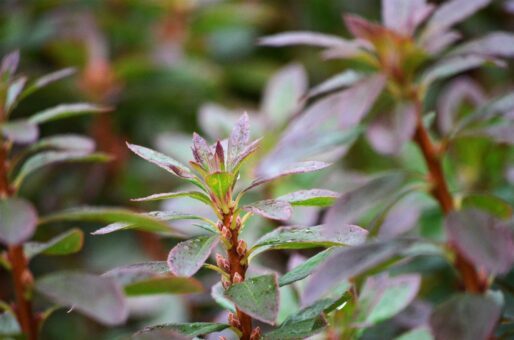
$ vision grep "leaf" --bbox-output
[421,0,491,41]
[29,103,108,124]
[451,32,514,58]
[211,281,236,312]
[303,239,411,306]
[0,312,20,336]
[35,271,128,326]
[429,294,501,340]
[191,132,212,167]
[357,274,421,325]
[323,172,407,225]
[198,103,242,140]
[423,30,462,54]
[40,207,182,236]
[263,316,326,339]
[242,199,293,221]
[464,123,514,144]
[249,224,367,261]
[421,55,500,87]
[131,190,211,205]
[455,92,514,132]
[446,209,514,275]
[279,248,337,287]
[134,323,229,338]
[244,161,331,193]
[277,189,339,207]
[382,0,434,36]
[29,134,95,153]
[127,143,193,179]
[228,113,250,168]
[5,76,27,111]
[1,50,19,78]
[258,31,355,48]
[261,64,307,127]
[205,171,234,200]
[224,274,279,325]
[377,195,422,240]
[1,119,39,144]
[24,228,84,259]
[168,235,219,277]
[231,138,262,173]
[0,198,37,245]
[307,70,364,99]
[366,103,417,155]
[21,68,75,99]
[103,262,203,296]
[461,194,512,219]
[394,328,433,340]
[14,151,110,188]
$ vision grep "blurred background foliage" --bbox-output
[1,0,514,339]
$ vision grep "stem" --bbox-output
[411,97,488,293]
[223,213,253,340]
[0,141,38,339]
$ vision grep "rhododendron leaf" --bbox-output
[168,235,219,277]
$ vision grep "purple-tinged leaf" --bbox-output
[421,0,491,42]
[423,30,462,54]
[126,142,193,178]
[249,224,367,261]
[231,138,261,173]
[131,329,189,340]
[258,31,355,48]
[382,0,434,36]
[5,76,27,111]
[430,294,501,340]
[461,124,514,144]
[224,274,279,325]
[211,281,236,312]
[227,113,250,168]
[29,134,95,153]
[461,194,512,219]
[1,50,19,78]
[168,235,219,277]
[192,132,212,167]
[437,77,485,135]
[134,323,229,338]
[242,199,293,221]
[378,196,421,240]
[132,190,211,205]
[303,239,411,306]
[103,262,203,296]
[323,172,407,225]
[263,315,327,339]
[198,103,242,140]
[455,92,514,132]
[35,271,128,326]
[277,189,340,207]
[357,274,421,325]
[446,209,514,275]
[244,161,331,193]
[395,328,433,340]
[279,248,337,287]
[262,64,307,127]
[366,104,416,155]
[451,32,514,58]
[306,70,364,99]
[21,68,75,99]
[0,198,37,246]
[24,228,84,259]
[420,55,501,87]
[28,103,108,124]
[344,15,385,41]
[1,120,39,144]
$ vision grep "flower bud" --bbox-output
[228,312,241,329]
[236,239,247,257]
[250,326,261,340]
[222,277,231,289]
[232,272,243,283]
[222,226,232,240]
[216,253,230,272]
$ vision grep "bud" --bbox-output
[217,221,224,231]
[222,226,232,240]
[235,216,242,230]
[232,272,243,283]
[236,239,247,257]
[215,253,230,272]
[228,312,241,329]
[222,277,231,289]
[250,326,261,340]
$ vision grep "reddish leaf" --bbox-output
[127,142,193,178]
[1,120,39,144]
[227,113,250,169]
[1,50,19,78]
[243,199,293,221]
[451,32,514,58]
[192,133,212,167]
[382,0,434,36]
[259,31,355,48]
[0,198,38,246]
[423,30,462,54]
[344,15,385,42]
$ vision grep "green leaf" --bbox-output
[461,194,512,219]
[224,274,279,325]
[249,224,367,261]
[167,235,219,277]
[5,76,26,112]
[40,207,182,237]
[134,323,230,338]
[394,328,433,340]
[228,113,250,169]
[0,198,38,245]
[29,103,108,124]
[277,189,339,207]
[35,271,128,326]
[205,171,234,200]
[14,151,110,189]
[24,228,84,259]
[127,142,194,179]
[263,316,326,339]
[357,274,421,325]
[131,190,211,205]
[279,248,336,287]
[0,312,20,336]
[28,135,95,153]
[1,120,39,144]
[103,261,203,296]
[242,199,293,221]
[211,281,236,312]
[21,68,75,99]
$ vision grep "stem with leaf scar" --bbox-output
[0,140,39,340]
[411,94,488,293]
